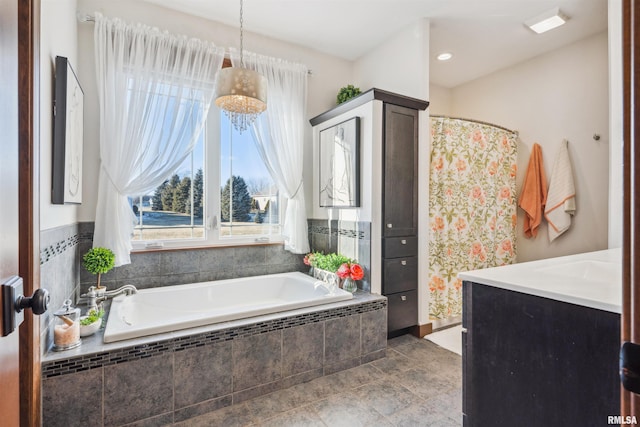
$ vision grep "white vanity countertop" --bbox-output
[458,248,622,314]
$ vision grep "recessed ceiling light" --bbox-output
[437,52,453,61]
[525,7,569,34]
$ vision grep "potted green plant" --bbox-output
[79,307,104,336]
[82,247,115,291]
[304,252,355,290]
[336,84,362,104]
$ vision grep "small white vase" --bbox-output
[79,317,102,337]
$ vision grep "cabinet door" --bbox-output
[387,290,418,332]
[382,256,418,294]
[383,104,418,237]
[383,236,418,258]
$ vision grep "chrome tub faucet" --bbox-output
[80,284,138,313]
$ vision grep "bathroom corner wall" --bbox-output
[40,0,80,231]
[308,219,371,292]
[449,32,609,263]
[608,0,623,249]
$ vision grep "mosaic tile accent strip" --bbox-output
[42,299,386,379]
[309,225,366,240]
[40,234,80,265]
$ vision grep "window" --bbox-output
[131,108,281,248]
[129,132,205,242]
[219,112,281,238]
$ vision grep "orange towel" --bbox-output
[518,143,547,238]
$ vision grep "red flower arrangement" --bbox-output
[336,262,365,281]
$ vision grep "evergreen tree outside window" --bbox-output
[129,110,281,246]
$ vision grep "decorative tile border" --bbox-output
[308,223,370,240]
[42,299,386,379]
[40,234,79,265]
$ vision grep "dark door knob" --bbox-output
[15,288,50,315]
[2,276,49,336]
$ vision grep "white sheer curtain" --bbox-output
[231,49,310,254]
[93,13,224,266]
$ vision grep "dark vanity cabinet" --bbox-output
[462,281,620,426]
[382,103,420,335]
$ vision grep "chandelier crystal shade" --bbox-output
[215,67,267,133]
[215,0,267,133]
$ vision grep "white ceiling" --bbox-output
[138,0,608,88]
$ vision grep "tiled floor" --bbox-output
[173,334,462,426]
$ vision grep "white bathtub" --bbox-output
[102,272,353,343]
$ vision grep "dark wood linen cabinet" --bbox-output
[382,103,421,335]
[310,88,428,336]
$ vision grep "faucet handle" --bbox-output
[80,287,96,298]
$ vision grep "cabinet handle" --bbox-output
[401,295,407,301]
[401,260,407,266]
[401,239,407,245]
[387,223,393,228]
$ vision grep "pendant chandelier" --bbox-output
[215,0,267,133]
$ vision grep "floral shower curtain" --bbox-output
[428,117,518,320]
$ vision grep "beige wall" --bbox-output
[354,19,430,101]
[608,0,623,248]
[40,0,80,230]
[445,32,609,262]
[427,84,452,116]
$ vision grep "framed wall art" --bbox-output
[52,55,84,204]
[319,116,360,208]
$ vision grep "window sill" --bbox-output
[130,239,286,254]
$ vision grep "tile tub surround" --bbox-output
[40,223,85,354]
[42,293,387,426]
[40,221,307,353]
[77,222,308,297]
[308,219,371,292]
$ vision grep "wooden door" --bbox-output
[18,0,42,424]
[0,0,40,425]
[622,0,640,416]
[0,0,23,424]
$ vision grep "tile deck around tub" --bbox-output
[42,292,385,375]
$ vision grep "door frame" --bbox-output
[18,0,40,425]
[621,0,640,417]
[10,0,640,423]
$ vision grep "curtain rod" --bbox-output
[430,114,519,136]
[77,13,94,22]
[77,13,313,75]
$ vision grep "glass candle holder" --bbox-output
[53,299,81,351]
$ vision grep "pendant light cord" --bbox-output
[239,0,245,68]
